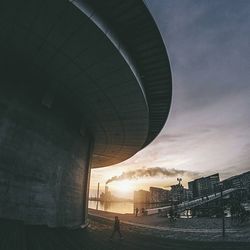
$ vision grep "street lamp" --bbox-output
[218,182,225,238]
[177,178,182,186]
[177,178,182,204]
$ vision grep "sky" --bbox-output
[90,0,250,198]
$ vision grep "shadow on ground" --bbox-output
[0,218,249,250]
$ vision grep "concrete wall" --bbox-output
[0,81,91,228]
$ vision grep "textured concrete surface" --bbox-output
[0,0,172,228]
[0,88,91,227]
[0,0,172,168]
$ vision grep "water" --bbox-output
[88,200,170,214]
[89,201,250,217]
[88,200,134,214]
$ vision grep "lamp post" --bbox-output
[218,183,225,238]
[177,178,182,204]
[177,178,182,186]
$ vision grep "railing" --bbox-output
[145,187,244,215]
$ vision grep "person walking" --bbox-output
[110,216,123,240]
[135,207,139,217]
[169,206,175,223]
[141,207,145,216]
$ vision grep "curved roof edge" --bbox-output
[71,0,149,111]
[72,0,172,148]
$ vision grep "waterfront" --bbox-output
[88,200,170,214]
[88,200,134,214]
[89,201,203,218]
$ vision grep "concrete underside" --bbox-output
[0,0,151,168]
[0,0,172,228]
[0,82,91,227]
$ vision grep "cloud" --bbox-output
[91,1,250,191]
[106,167,199,184]
[146,0,250,109]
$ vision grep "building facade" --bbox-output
[134,190,150,204]
[183,188,193,201]
[188,173,220,199]
[221,171,250,200]
[150,187,170,203]
[170,184,192,203]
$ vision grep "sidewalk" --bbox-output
[88,208,250,242]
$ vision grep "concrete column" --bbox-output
[0,85,92,228]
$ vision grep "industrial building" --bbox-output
[99,186,112,202]
[134,190,150,204]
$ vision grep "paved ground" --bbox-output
[89,209,250,241]
[0,217,249,250]
[89,208,235,229]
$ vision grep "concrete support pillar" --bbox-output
[0,85,92,228]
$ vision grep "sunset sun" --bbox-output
[114,180,133,194]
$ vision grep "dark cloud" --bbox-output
[146,0,250,109]
[158,133,188,142]
[106,167,199,184]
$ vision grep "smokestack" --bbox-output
[105,185,109,195]
[96,182,100,199]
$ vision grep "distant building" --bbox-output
[221,171,250,200]
[188,173,220,199]
[150,187,170,203]
[134,190,150,203]
[170,184,192,203]
[100,186,112,202]
[170,184,182,203]
[184,188,193,201]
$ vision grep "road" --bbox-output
[0,217,249,250]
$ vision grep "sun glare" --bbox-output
[114,180,133,194]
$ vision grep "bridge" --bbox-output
[146,188,245,216]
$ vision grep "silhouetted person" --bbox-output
[174,211,178,218]
[135,207,139,217]
[169,207,173,218]
[110,216,123,240]
[169,206,175,222]
[141,207,145,216]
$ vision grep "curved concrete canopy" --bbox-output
[0,0,172,168]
